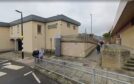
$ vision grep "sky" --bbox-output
[0,1,120,36]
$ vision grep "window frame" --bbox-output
[67,22,70,28]
[73,25,76,30]
[37,24,42,34]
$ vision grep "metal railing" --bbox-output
[35,59,134,84]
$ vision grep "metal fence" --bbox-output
[36,59,134,84]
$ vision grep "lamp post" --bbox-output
[15,10,24,59]
[90,14,92,34]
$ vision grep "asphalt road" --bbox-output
[0,58,59,84]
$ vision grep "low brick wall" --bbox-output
[101,44,130,70]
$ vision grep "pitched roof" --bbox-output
[0,22,10,27]
[10,15,47,26]
[46,14,81,26]
[0,14,81,27]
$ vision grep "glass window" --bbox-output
[10,27,13,34]
[73,25,76,30]
[48,23,57,29]
[67,23,70,28]
[17,27,19,34]
[37,25,42,34]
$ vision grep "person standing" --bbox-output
[38,48,44,62]
[96,42,101,54]
[32,49,39,63]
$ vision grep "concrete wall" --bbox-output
[120,23,134,49]
[0,27,14,51]
[101,44,130,70]
[61,42,96,57]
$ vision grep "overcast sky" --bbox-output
[0,1,120,36]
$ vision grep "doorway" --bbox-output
[17,39,23,51]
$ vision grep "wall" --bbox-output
[120,23,134,49]
[0,27,14,51]
[60,21,78,36]
[22,21,33,53]
[10,21,46,53]
[10,20,79,52]
[45,20,79,50]
[101,44,130,70]
[10,24,22,38]
[32,21,46,51]
[61,42,96,57]
[46,21,61,50]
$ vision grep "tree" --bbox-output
[103,32,111,39]
[103,32,111,43]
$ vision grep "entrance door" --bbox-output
[17,39,23,51]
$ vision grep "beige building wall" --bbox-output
[10,24,22,38]
[61,42,96,57]
[120,23,134,49]
[10,21,46,53]
[32,21,46,51]
[10,22,33,52]
[0,27,14,51]
[10,20,79,52]
[23,21,33,53]
[46,21,61,50]
[60,21,78,36]
[46,20,78,50]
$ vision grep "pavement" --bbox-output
[0,50,132,84]
[0,58,59,84]
[0,50,101,84]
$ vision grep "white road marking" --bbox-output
[1,62,11,69]
[0,72,6,77]
[3,64,24,70]
[2,62,11,66]
[32,72,41,84]
[24,71,33,76]
[0,60,8,64]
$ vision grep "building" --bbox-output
[0,22,14,52]
[0,14,80,53]
[110,1,134,49]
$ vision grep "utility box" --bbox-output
[55,37,61,56]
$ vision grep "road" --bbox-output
[0,58,59,84]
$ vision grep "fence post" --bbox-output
[93,68,96,84]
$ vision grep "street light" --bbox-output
[15,10,23,36]
[15,10,24,59]
[90,14,92,34]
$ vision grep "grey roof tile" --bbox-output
[10,14,47,26]
[47,14,81,26]
[0,14,81,27]
[0,22,10,27]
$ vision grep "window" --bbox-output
[67,23,70,28]
[17,27,19,34]
[37,25,42,34]
[73,25,76,30]
[10,27,13,34]
[48,23,57,29]
[17,25,19,28]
